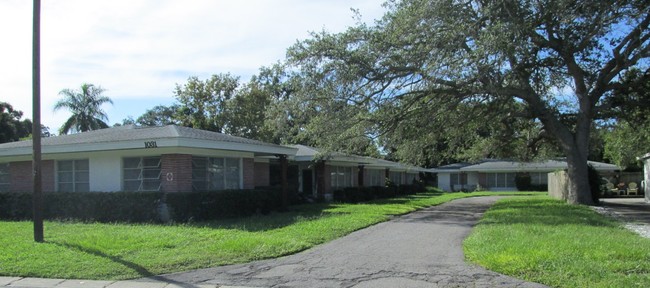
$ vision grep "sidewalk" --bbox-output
[597,197,650,238]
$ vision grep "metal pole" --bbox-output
[32,0,44,243]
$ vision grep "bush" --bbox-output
[0,191,161,222]
[515,173,533,191]
[166,189,281,221]
[0,189,284,223]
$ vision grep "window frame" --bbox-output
[450,173,467,186]
[123,156,162,192]
[0,163,9,192]
[330,166,353,189]
[57,159,90,192]
[485,172,517,188]
[367,169,383,186]
[191,156,242,191]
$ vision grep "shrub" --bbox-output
[515,173,533,191]
[0,189,283,223]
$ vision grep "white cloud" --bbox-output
[0,0,386,130]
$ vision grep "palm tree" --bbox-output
[54,83,113,134]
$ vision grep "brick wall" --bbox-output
[242,158,255,189]
[161,154,192,193]
[254,162,270,187]
[10,160,54,193]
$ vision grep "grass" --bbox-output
[0,189,539,280]
[464,195,650,288]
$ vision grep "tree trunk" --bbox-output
[565,149,594,205]
[536,100,594,205]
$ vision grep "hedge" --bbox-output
[0,189,284,223]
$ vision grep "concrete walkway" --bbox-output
[1,196,546,288]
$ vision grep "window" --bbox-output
[450,173,467,186]
[0,163,9,192]
[57,160,89,192]
[407,173,418,184]
[367,169,383,186]
[192,157,241,191]
[123,157,161,191]
[485,173,517,188]
[389,171,403,185]
[330,166,353,189]
[530,172,548,185]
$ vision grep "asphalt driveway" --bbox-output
[148,196,547,288]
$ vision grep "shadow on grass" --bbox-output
[50,242,205,287]
[51,242,155,278]
[186,202,343,232]
[479,198,619,227]
[184,192,446,232]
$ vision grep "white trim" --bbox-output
[0,137,297,157]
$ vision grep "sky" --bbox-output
[1,0,386,133]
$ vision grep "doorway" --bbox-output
[302,169,313,196]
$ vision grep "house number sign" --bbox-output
[144,141,158,148]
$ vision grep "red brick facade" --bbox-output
[161,154,193,193]
[242,158,255,189]
[254,162,270,187]
[10,160,55,193]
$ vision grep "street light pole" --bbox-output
[32,0,44,243]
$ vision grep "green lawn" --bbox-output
[0,190,539,280]
[464,196,650,288]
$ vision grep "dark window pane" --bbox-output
[75,159,89,170]
[123,158,141,169]
[58,160,73,171]
[75,183,90,192]
[58,171,73,183]
[124,169,141,180]
[143,169,161,179]
[75,171,89,182]
[143,157,160,168]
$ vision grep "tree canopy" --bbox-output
[283,0,650,204]
[0,102,32,143]
[54,83,113,134]
[603,68,650,169]
[173,73,238,132]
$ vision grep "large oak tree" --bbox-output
[287,0,650,205]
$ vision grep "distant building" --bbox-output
[430,159,620,192]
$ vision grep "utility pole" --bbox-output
[32,0,44,243]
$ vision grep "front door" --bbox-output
[302,169,313,196]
